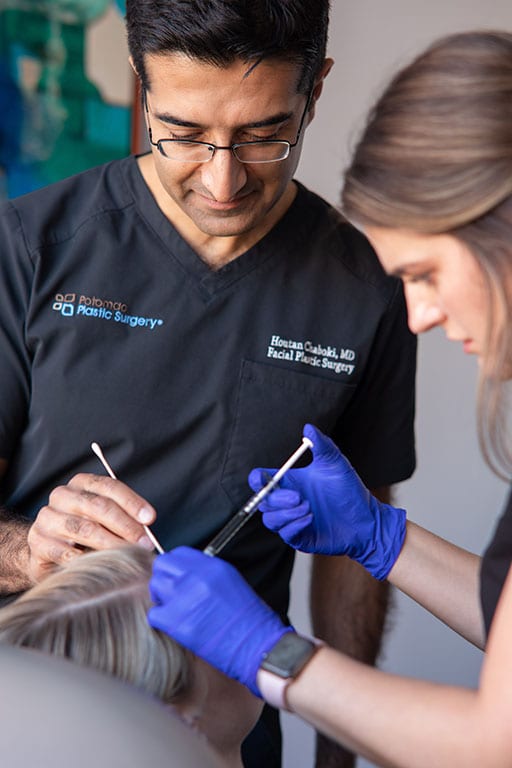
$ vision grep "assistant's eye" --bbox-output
[406,272,435,287]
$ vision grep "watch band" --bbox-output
[257,666,292,710]
[256,634,323,711]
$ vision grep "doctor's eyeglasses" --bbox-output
[143,89,312,164]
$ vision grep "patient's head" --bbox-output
[0,546,261,766]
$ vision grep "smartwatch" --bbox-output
[256,632,319,710]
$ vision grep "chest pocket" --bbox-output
[220,359,356,506]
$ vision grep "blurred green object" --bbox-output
[0,1,131,197]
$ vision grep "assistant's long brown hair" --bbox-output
[342,31,512,478]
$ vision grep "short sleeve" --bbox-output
[0,202,33,461]
[480,487,512,636]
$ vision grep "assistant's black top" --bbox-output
[0,155,416,615]
[480,486,512,635]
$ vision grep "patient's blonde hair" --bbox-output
[0,546,190,704]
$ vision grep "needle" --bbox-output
[91,442,164,554]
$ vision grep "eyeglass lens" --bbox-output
[157,140,291,163]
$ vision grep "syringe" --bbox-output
[203,436,313,557]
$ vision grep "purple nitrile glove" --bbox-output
[248,424,406,580]
[148,546,293,696]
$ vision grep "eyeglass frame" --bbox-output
[143,87,313,164]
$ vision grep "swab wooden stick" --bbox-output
[91,442,164,554]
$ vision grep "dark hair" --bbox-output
[126,0,330,94]
[342,31,512,478]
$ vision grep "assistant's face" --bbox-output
[142,53,314,241]
[365,227,491,360]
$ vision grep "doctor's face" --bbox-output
[365,227,492,360]
[142,53,318,241]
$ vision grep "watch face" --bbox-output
[261,633,316,678]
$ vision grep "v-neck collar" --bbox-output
[123,155,318,298]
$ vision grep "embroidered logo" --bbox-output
[51,293,164,331]
[267,335,356,375]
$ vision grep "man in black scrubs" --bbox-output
[0,2,416,766]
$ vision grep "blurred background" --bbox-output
[1,2,511,766]
[0,1,131,197]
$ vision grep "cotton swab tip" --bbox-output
[90,442,116,479]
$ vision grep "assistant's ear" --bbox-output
[307,58,334,124]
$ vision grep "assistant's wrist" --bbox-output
[244,624,295,698]
[256,632,323,710]
[358,501,407,581]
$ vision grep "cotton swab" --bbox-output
[91,442,164,554]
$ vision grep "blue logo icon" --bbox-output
[52,293,76,317]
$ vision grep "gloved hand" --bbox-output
[148,546,293,696]
[248,424,406,580]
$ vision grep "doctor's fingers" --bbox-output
[39,481,155,547]
[28,504,151,570]
[66,473,156,526]
[27,525,83,583]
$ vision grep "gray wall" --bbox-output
[284,3,512,766]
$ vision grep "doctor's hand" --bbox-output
[148,546,292,696]
[27,473,157,583]
[248,424,406,580]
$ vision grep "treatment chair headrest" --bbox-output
[0,644,220,768]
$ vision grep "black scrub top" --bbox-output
[481,485,512,634]
[0,156,416,616]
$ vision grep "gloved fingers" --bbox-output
[304,423,349,466]
[152,546,206,579]
[149,546,234,603]
[147,602,200,642]
[258,487,303,514]
[248,467,277,493]
[261,500,311,533]
[263,510,315,551]
[149,548,188,604]
[149,547,199,599]
[148,576,200,632]
[148,578,166,606]
[148,604,175,633]
[280,519,316,550]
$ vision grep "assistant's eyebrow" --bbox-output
[153,110,294,129]
[390,262,429,279]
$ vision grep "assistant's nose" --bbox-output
[200,148,248,202]
[406,297,446,334]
